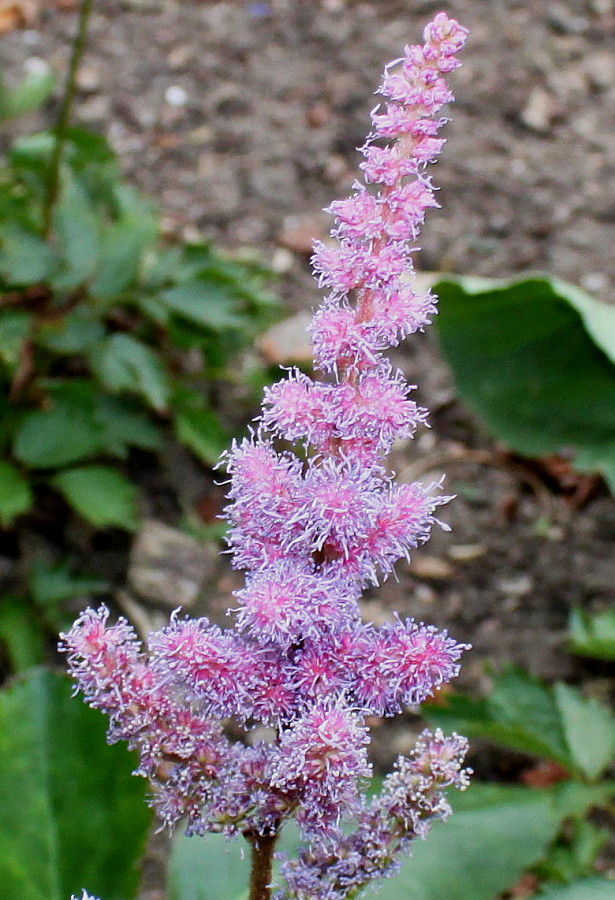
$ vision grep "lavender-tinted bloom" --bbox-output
[61,13,470,899]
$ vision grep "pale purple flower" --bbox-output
[61,13,470,899]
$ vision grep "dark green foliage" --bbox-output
[0,668,152,900]
[433,276,615,492]
[422,668,615,897]
[423,667,615,781]
[0,127,280,530]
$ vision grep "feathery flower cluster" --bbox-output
[61,13,470,900]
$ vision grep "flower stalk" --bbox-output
[43,0,95,235]
[61,13,471,900]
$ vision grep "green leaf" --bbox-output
[423,668,573,771]
[0,668,152,900]
[160,280,244,330]
[532,878,615,899]
[568,608,615,662]
[381,784,558,900]
[0,596,44,672]
[550,780,615,821]
[169,785,565,900]
[93,394,163,456]
[0,311,31,369]
[537,817,610,884]
[52,466,139,530]
[434,276,615,491]
[50,174,100,290]
[0,226,56,285]
[90,215,158,299]
[36,307,105,354]
[28,559,108,608]
[175,405,229,466]
[141,246,182,289]
[168,831,249,900]
[0,69,55,122]
[0,460,32,526]
[13,401,104,468]
[553,683,615,781]
[90,333,170,412]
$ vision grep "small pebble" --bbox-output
[165,85,188,107]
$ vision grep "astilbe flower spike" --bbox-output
[60,13,470,900]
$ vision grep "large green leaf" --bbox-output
[169,785,570,900]
[568,608,615,662]
[381,784,559,900]
[434,276,615,491]
[0,459,32,525]
[0,668,152,900]
[90,333,170,412]
[533,878,615,899]
[52,465,139,530]
[168,831,249,900]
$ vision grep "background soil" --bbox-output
[2,0,615,892]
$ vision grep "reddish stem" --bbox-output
[246,831,278,900]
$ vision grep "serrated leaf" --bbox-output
[554,683,615,781]
[90,216,158,299]
[13,401,104,468]
[93,394,163,456]
[52,466,139,530]
[423,669,572,770]
[175,406,229,466]
[434,276,615,492]
[0,668,152,900]
[90,333,170,412]
[161,280,244,330]
[50,175,100,291]
[0,460,32,526]
[0,226,56,285]
[36,307,105,354]
[568,608,615,662]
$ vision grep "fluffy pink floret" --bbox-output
[271,702,371,838]
[234,561,357,648]
[148,614,247,718]
[350,619,468,715]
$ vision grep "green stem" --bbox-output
[42,0,95,235]
[246,831,278,900]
